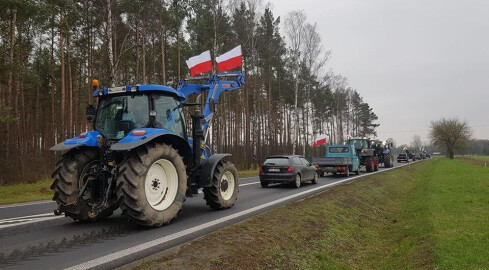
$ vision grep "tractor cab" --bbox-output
[346,137,370,155]
[92,90,186,141]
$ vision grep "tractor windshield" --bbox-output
[95,94,149,139]
[349,139,368,150]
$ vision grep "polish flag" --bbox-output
[312,134,327,147]
[216,45,243,72]
[186,50,212,77]
[403,147,407,151]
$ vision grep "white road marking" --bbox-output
[0,212,63,229]
[0,200,53,209]
[239,182,259,186]
[65,162,414,270]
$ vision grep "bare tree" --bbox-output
[410,134,423,150]
[429,118,472,159]
[106,0,115,86]
[284,10,306,154]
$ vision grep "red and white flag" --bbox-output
[403,146,407,151]
[312,134,327,147]
[216,45,243,72]
[186,50,212,77]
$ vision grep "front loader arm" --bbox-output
[177,71,245,132]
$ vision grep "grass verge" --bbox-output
[135,159,489,270]
[238,169,258,178]
[0,179,52,205]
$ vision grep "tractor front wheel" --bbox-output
[116,142,187,227]
[203,160,239,209]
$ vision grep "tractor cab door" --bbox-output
[153,94,186,138]
[351,145,360,170]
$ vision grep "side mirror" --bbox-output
[209,98,216,113]
[86,105,96,122]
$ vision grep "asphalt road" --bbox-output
[0,161,418,270]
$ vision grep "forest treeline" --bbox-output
[0,0,379,184]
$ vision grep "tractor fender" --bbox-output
[198,153,231,187]
[359,149,375,157]
[50,131,100,151]
[110,130,192,165]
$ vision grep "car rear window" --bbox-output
[263,158,289,166]
[329,147,349,153]
[399,153,407,156]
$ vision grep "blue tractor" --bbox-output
[50,72,244,227]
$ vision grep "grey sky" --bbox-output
[268,0,489,145]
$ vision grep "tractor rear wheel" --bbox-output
[116,142,187,227]
[374,158,379,171]
[365,156,374,172]
[203,160,239,209]
[384,154,392,168]
[51,148,117,221]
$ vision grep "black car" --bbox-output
[397,153,409,163]
[259,155,319,188]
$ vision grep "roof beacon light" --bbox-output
[92,79,99,91]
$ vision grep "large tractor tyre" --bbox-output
[365,156,374,172]
[116,143,187,227]
[51,148,117,221]
[203,160,239,209]
[374,158,379,171]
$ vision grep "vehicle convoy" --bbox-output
[346,137,379,172]
[313,144,359,177]
[50,72,244,227]
[259,155,319,188]
[397,152,409,163]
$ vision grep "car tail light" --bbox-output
[259,166,263,173]
[316,165,321,171]
[363,149,368,154]
[337,166,345,171]
[286,166,294,173]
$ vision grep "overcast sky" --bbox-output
[268,0,489,145]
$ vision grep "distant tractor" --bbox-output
[50,72,244,226]
[346,137,379,172]
[406,149,417,161]
[374,140,394,168]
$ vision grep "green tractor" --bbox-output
[346,137,380,172]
